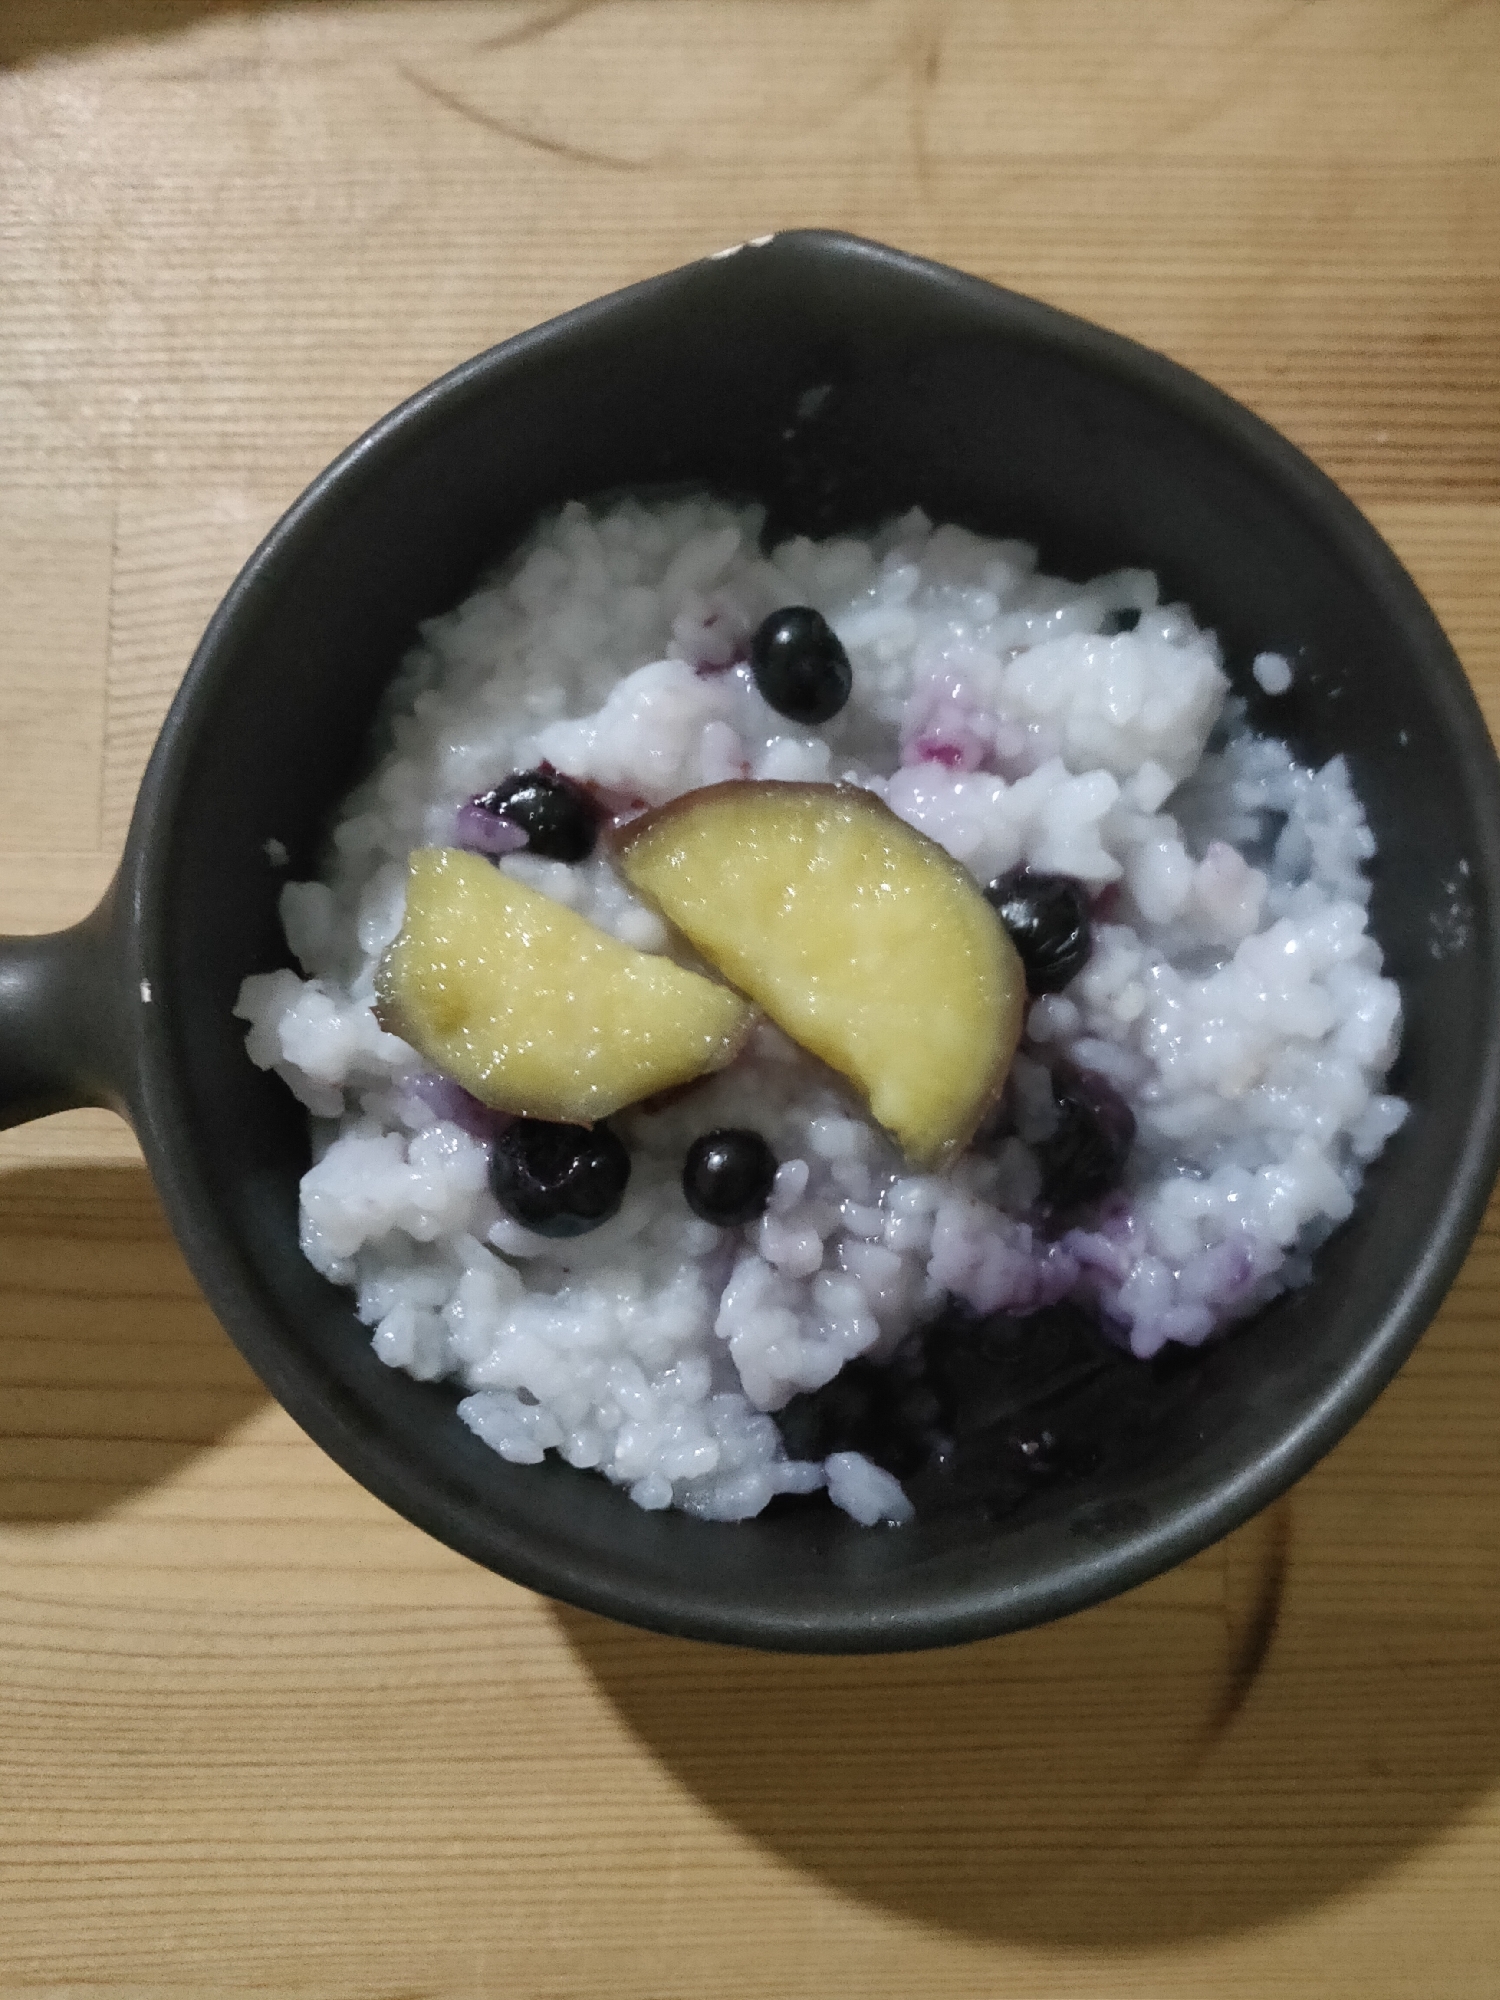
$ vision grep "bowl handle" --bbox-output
[0,893,130,1132]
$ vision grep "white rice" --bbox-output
[235,496,1406,1524]
[1252,650,1294,697]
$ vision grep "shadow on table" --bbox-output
[0,0,741,70]
[0,1163,269,1525]
[2,0,264,65]
[557,1334,1500,1948]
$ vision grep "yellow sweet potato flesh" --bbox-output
[377,847,754,1122]
[614,782,1025,1165]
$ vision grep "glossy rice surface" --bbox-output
[234,496,1406,1524]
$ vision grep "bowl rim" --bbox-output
[117,229,1500,1651]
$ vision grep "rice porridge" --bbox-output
[235,495,1407,1527]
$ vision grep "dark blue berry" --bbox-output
[682,1128,777,1227]
[490,1119,630,1236]
[1035,1060,1135,1211]
[1101,606,1141,635]
[985,867,1093,994]
[472,768,599,862]
[774,1303,1118,1516]
[771,1297,1209,1524]
[774,1350,941,1480]
[749,606,853,725]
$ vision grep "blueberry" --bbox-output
[471,768,599,863]
[1035,1060,1135,1210]
[682,1128,778,1227]
[1101,606,1141,635]
[749,607,853,725]
[984,867,1093,993]
[772,1301,1122,1512]
[773,1287,1216,1523]
[490,1118,630,1236]
[776,1351,941,1481]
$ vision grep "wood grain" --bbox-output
[2,4,1498,1994]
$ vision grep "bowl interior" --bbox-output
[136,233,1500,1649]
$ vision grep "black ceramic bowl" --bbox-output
[4,232,1498,1651]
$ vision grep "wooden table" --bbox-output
[3,4,1498,1993]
